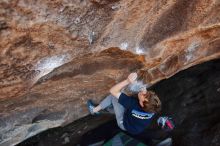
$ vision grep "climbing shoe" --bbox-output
[87,100,100,115]
[157,116,175,132]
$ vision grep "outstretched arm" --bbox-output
[110,72,137,99]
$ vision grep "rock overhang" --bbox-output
[0,0,220,145]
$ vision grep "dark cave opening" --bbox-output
[17,59,220,146]
[151,59,220,146]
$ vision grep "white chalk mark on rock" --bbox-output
[185,41,200,64]
[135,47,145,55]
[128,80,150,93]
[120,42,128,50]
[32,53,71,84]
[88,31,95,44]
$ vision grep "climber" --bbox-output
[87,72,162,135]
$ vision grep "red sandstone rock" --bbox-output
[0,0,220,145]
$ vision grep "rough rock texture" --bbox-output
[0,0,220,145]
[17,59,220,146]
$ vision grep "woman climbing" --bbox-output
[87,72,162,135]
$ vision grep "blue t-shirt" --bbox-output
[118,93,155,135]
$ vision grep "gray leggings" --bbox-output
[99,94,126,131]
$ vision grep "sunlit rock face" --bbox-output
[0,0,220,145]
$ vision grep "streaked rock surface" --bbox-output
[0,0,220,145]
[17,59,220,146]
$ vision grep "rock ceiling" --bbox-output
[0,0,220,145]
